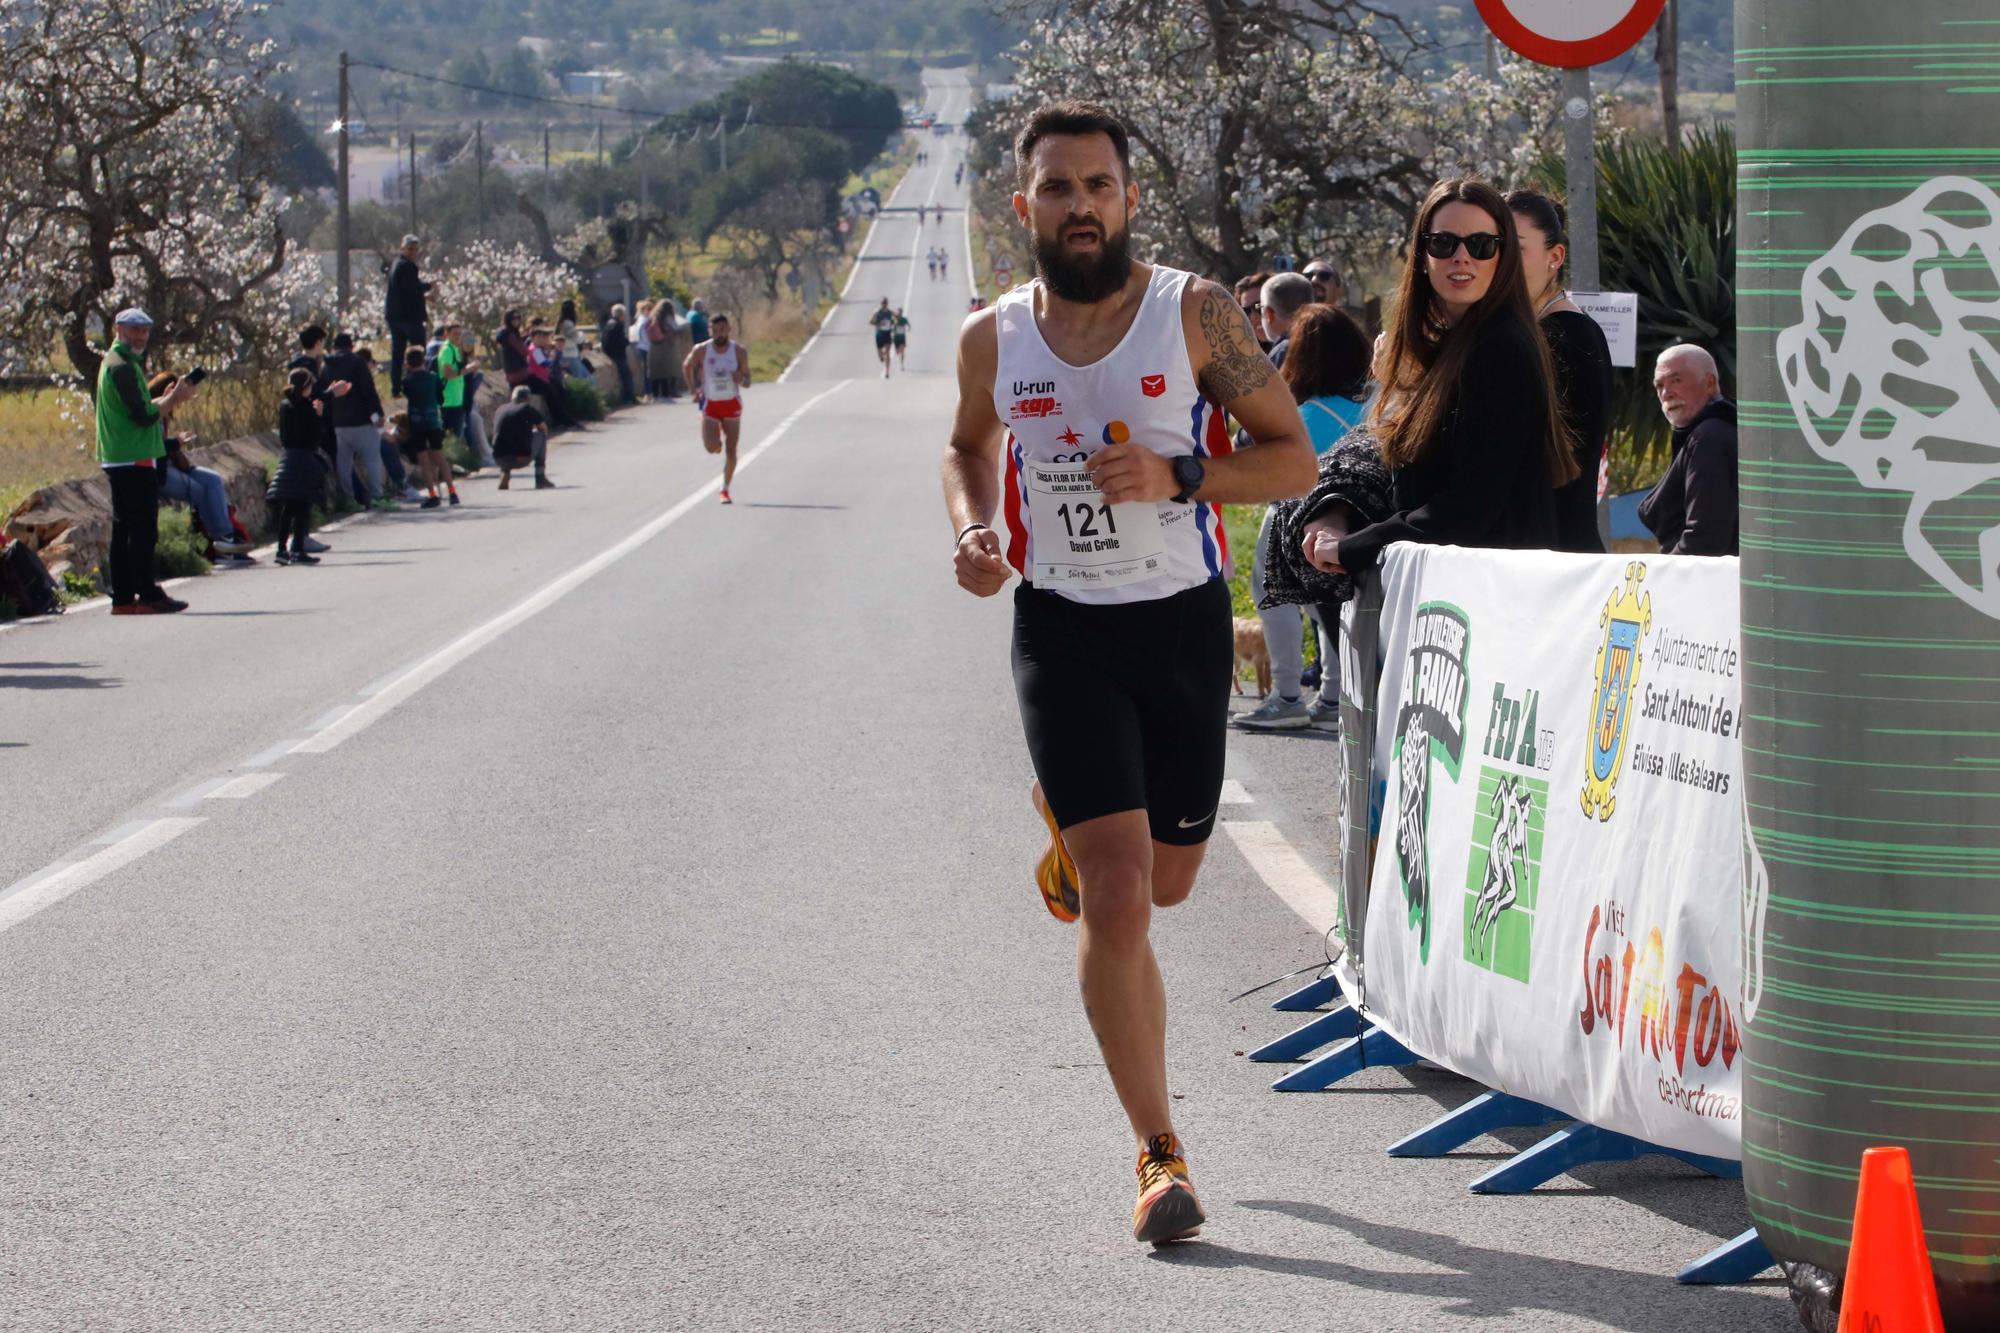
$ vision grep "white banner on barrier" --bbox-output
[1356,543,1745,1160]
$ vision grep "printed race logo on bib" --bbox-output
[1025,461,1166,588]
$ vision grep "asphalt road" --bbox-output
[0,71,1792,1331]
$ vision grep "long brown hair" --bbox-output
[1370,178,1576,486]
[1281,305,1371,403]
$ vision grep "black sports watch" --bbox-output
[1170,454,1205,504]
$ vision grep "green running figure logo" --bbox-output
[1392,602,1470,963]
[1462,768,1547,983]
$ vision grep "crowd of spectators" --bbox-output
[1236,175,1738,731]
[85,237,714,612]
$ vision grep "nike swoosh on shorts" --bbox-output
[1178,812,1216,829]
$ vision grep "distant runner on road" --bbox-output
[893,308,911,370]
[683,313,750,504]
[939,100,1314,1247]
[872,298,897,378]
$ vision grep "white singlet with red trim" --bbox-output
[702,342,742,401]
[994,265,1233,605]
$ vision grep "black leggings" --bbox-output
[280,501,312,552]
[105,465,161,604]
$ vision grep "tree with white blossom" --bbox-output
[0,0,323,386]
[993,0,1574,279]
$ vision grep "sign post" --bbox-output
[1474,0,1667,292]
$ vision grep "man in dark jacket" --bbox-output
[601,303,635,405]
[384,234,432,398]
[1639,344,1738,556]
[318,333,387,504]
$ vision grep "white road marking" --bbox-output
[780,84,948,385]
[1219,778,1252,805]
[0,818,205,937]
[293,380,852,756]
[207,772,287,800]
[1222,820,1341,938]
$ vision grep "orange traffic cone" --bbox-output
[1836,1146,1944,1333]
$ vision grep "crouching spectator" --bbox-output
[147,371,252,560]
[492,386,553,491]
[269,368,327,565]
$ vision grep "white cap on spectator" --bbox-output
[402,234,421,247]
[112,307,153,328]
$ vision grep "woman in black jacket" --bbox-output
[268,368,326,565]
[1301,177,1576,577]
[1508,188,1612,553]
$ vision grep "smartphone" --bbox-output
[185,366,209,385]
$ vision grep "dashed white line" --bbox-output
[292,379,852,756]
[207,772,287,800]
[0,818,205,937]
[1222,819,1343,938]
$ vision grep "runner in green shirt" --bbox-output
[892,309,911,372]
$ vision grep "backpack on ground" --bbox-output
[0,539,63,617]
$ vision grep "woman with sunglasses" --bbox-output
[1299,177,1576,578]
[1508,187,1611,553]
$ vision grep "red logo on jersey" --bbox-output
[1057,426,1083,446]
[1140,374,1167,398]
[1010,396,1062,421]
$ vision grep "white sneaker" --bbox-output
[1235,693,1311,731]
[1307,697,1341,731]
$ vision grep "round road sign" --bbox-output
[1474,0,1666,69]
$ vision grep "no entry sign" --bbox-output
[1474,0,1667,68]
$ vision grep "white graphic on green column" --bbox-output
[1777,176,2000,620]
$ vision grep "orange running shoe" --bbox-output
[1133,1133,1205,1244]
[1031,784,1080,922]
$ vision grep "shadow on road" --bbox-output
[1155,1201,1784,1327]
[0,672,119,690]
[739,503,849,511]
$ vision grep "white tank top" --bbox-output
[994,265,1233,605]
[702,342,741,401]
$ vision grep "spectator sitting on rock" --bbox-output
[491,385,552,491]
[145,371,251,560]
[385,233,432,399]
[498,308,533,390]
[528,324,582,430]
[95,307,194,615]
[1639,343,1739,556]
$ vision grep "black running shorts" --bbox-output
[1011,577,1233,846]
[875,329,893,348]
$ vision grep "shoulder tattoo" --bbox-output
[1196,284,1273,403]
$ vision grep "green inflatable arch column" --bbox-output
[1738,1,2000,1324]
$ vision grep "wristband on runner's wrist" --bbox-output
[956,521,991,547]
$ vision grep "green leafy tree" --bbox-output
[676,61,900,178]
[1537,124,1736,477]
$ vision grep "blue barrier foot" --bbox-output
[1247,1005,1363,1063]
[1469,1124,1742,1194]
[1271,972,1343,1012]
[1386,1091,1571,1158]
[1271,1025,1419,1092]
[1676,1229,1776,1285]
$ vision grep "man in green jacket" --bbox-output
[96,308,194,614]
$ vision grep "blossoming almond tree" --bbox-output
[0,0,323,387]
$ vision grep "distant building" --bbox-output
[562,70,629,97]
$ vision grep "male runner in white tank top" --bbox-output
[941,100,1315,1246]
[683,314,750,504]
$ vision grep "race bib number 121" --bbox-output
[1024,461,1167,588]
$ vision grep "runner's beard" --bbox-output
[1035,221,1133,304]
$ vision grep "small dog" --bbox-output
[1233,616,1272,697]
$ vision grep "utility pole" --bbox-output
[1656,0,1682,153]
[543,122,552,216]
[408,131,419,237]
[1485,31,1499,81]
[475,120,485,240]
[337,51,351,319]
[719,119,728,174]
[1562,68,1600,291]
[596,119,606,219]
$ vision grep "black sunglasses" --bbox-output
[1303,268,1337,281]
[1421,230,1502,261]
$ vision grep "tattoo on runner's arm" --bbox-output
[1195,284,1273,403]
